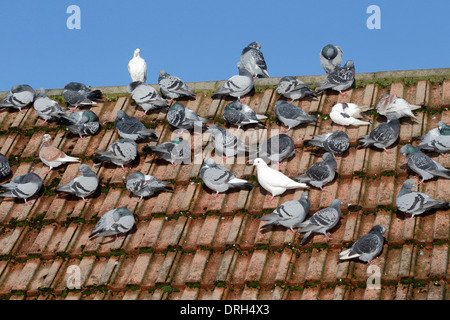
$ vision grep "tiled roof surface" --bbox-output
[0,68,448,300]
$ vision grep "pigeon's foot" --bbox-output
[19,109,26,114]
[82,198,89,203]
[45,167,52,174]
[406,215,415,221]
[70,106,79,112]
[40,119,48,126]
[384,148,391,154]
[24,200,32,206]
[266,195,275,202]
[441,153,448,158]
[282,127,291,133]
[79,136,87,140]
[324,232,333,241]
[137,197,144,203]
[138,110,147,117]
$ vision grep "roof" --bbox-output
[0,68,448,300]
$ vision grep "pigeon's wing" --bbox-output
[323,132,349,154]
[339,233,382,259]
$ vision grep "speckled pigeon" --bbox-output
[257,134,295,165]
[93,138,138,170]
[358,113,400,152]
[33,88,68,124]
[320,44,343,74]
[158,69,196,101]
[0,84,35,112]
[304,130,349,156]
[295,152,337,190]
[61,110,100,138]
[339,225,386,263]
[0,153,11,180]
[143,137,191,165]
[0,172,43,205]
[62,82,102,111]
[276,76,317,101]
[274,100,318,131]
[223,100,267,130]
[39,134,80,173]
[55,164,99,202]
[115,110,158,141]
[315,60,355,94]
[330,102,372,126]
[237,41,269,78]
[206,124,255,159]
[212,66,254,101]
[418,121,450,155]
[89,207,135,240]
[126,171,173,202]
[128,48,147,82]
[376,94,421,119]
[127,81,168,115]
[166,103,209,132]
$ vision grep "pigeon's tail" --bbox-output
[59,155,81,163]
[137,129,158,141]
[142,145,168,157]
[299,230,313,245]
[228,178,252,190]
[428,200,450,211]
[303,114,319,123]
[432,168,450,179]
[55,184,72,193]
[87,90,103,101]
[357,135,374,149]
[351,119,371,126]
[0,191,17,198]
[338,248,360,261]
[358,105,373,113]
[294,173,311,184]
[303,138,324,148]
[93,152,114,164]
[408,104,422,111]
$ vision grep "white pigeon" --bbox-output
[251,158,309,201]
[128,48,147,82]
[330,102,372,126]
[376,94,421,120]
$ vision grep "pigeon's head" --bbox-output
[300,191,309,201]
[158,69,169,81]
[203,157,217,168]
[340,103,349,110]
[127,171,144,182]
[134,48,140,57]
[42,134,52,144]
[172,137,184,144]
[402,179,415,190]
[113,207,134,221]
[127,81,144,94]
[247,41,261,50]
[11,84,34,94]
[116,110,129,121]
[169,103,185,112]
[400,144,418,156]
[206,124,222,134]
[321,44,339,60]
[322,152,335,162]
[343,60,355,70]
[369,225,387,235]
[225,101,242,111]
[251,158,268,168]
[78,164,91,173]
[331,199,344,207]
[37,88,46,98]
[438,121,447,131]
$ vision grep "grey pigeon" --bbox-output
[0,172,43,205]
[128,48,147,82]
[358,113,400,152]
[126,171,173,202]
[223,100,267,130]
[0,84,35,112]
[62,82,102,111]
[315,60,355,94]
[89,207,135,240]
[376,94,421,120]
[93,138,138,170]
[158,69,196,101]
[33,88,68,123]
[320,44,343,74]
[166,103,209,131]
[0,153,12,180]
[115,110,158,141]
[55,164,99,202]
[396,179,450,220]
[295,152,337,190]
[61,110,100,138]
[260,191,310,233]
[257,134,295,165]
[212,66,254,101]
[338,225,386,263]
[274,100,318,131]
[304,130,350,156]
[276,76,317,101]
[199,157,252,195]
[296,198,343,244]
[143,137,191,165]
[418,121,450,155]
[206,124,256,159]
[127,81,169,115]
[237,41,269,78]
[400,144,450,183]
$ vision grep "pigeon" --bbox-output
[315,60,355,94]
[376,94,421,120]
[55,164,99,202]
[396,179,450,220]
[0,84,35,112]
[418,121,450,155]
[251,158,309,200]
[223,100,267,130]
[274,100,318,131]
[143,137,191,165]
[320,44,343,74]
[115,110,158,141]
[212,66,254,101]
[358,113,400,152]
[329,102,372,127]
[166,103,209,132]
[338,225,386,263]
[89,207,135,240]
[61,110,100,138]
[33,88,68,124]
[62,82,102,111]
[127,81,168,115]
[206,124,255,159]
[158,69,196,101]
[400,144,450,183]
[276,76,317,101]
[0,153,12,180]
[259,191,310,233]
[296,198,343,244]
[128,48,147,82]
[295,152,337,190]
[93,138,138,170]
[0,172,43,205]
[257,134,295,165]
[237,41,269,78]
[200,157,252,196]
[126,171,173,202]
[304,130,350,156]
[39,134,80,173]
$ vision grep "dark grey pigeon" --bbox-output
[223,100,267,130]
[62,82,102,111]
[127,81,169,115]
[418,121,450,155]
[212,66,254,101]
[0,84,35,112]
[0,153,12,180]
[237,41,269,78]
[166,103,209,132]
[358,113,400,152]
[295,152,337,190]
[260,191,310,233]
[396,179,450,220]
[315,60,355,94]
[339,225,386,263]
[55,164,99,202]
[319,44,343,74]
[143,137,191,165]
[274,100,318,131]
[126,171,173,202]
[61,110,100,138]
[158,70,196,101]
[0,172,43,205]
[276,76,317,101]
[296,198,343,244]
[115,110,158,141]
[89,207,135,240]
[33,88,68,123]
[304,130,349,156]
[206,124,256,159]
[93,138,138,170]
[257,134,295,165]
[199,158,252,196]
[400,144,450,183]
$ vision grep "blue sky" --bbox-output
[0,0,449,91]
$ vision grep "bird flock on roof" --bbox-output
[0,41,447,264]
